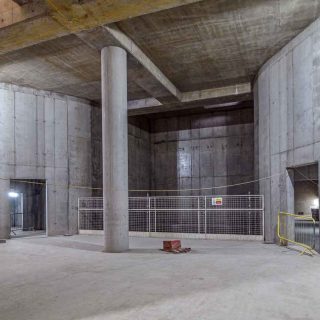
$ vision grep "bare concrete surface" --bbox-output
[0,236,319,320]
[1,1,319,103]
[254,17,320,243]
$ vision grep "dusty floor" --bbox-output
[10,230,46,238]
[0,235,319,320]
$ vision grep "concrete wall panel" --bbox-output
[150,108,254,196]
[0,179,10,238]
[279,56,288,153]
[0,89,14,165]
[92,111,151,197]
[69,136,91,186]
[255,17,320,242]
[15,92,37,167]
[36,96,45,168]
[0,84,92,238]
[293,37,313,148]
[269,61,280,156]
[44,97,55,168]
[286,51,294,152]
[313,31,320,142]
[54,99,68,169]
[68,99,91,139]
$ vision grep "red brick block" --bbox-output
[163,240,181,251]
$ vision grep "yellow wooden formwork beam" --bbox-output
[46,0,206,31]
[0,0,205,55]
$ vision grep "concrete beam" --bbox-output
[103,25,251,106]
[128,98,162,111]
[128,83,252,116]
[181,83,252,103]
[104,24,182,100]
[0,0,204,55]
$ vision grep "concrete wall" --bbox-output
[0,83,92,238]
[91,110,151,197]
[254,18,320,242]
[150,108,254,196]
[91,108,254,197]
[91,106,103,197]
[128,118,151,196]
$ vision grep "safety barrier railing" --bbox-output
[78,195,264,241]
[277,211,316,256]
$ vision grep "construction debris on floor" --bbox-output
[162,240,191,254]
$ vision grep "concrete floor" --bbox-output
[10,230,46,238]
[0,236,319,320]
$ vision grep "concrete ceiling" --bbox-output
[0,0,319,111]
[0,33,161,101]
[118,0,320,92]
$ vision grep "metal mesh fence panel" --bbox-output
[294,218,315,249]
[277,212,316,255]
[78,195,264,239]
[79,211,103,231]
[78,198,103,231]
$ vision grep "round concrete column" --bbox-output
[0,179,10,239]
[101,46,129,252]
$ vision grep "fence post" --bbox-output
[148,195,151,234]
[205,196,207,237]
[248,192,251,235]
[262,195,265,241]
[154,197,157,233]
[78,198,80,234]
[197,196,200,234]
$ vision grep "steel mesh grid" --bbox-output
[79,210,103,230]
[206,210,262,235]
[129,197,149,210]
[129,210,149,232]
[151,197,200,210]
[294,218,315,249]
[279,213,316,250]
[78,197,103,210]
[153,210,205,234]
[78,195,264,237]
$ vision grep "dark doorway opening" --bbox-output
[9,179,46,238]
[289,164,319,252]
[293,165,318,217]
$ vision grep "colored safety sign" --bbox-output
[212,197,223,206]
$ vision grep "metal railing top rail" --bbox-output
[79,198,264,213]
[79,195,264,199]
[79,196,264,212]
